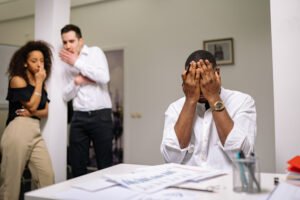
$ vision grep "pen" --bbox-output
[238,151,261,192]
[236,151,248,191]
[248,153,261,192]
[169,185,215,193]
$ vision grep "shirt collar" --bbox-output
[197,102,210,111]
[204,102,210,110]
[80,45,89,56]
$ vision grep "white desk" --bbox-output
[25,163,285,200]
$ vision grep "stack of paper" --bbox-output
[55,163,227,199]
[287,156,300,182]
[104,164,202,193]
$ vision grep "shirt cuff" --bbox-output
[217,126,249,160]
[162,142,194,164]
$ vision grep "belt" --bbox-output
[74,108,111,116]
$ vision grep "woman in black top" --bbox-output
[0,41,54,200]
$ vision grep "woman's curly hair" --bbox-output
[7,40,53,83]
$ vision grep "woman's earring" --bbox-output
[24,64,27,68]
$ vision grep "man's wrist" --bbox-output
[211,100,225,112]
[208,95,221,107]
[185,97,199,105]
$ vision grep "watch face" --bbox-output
[214,101,224,111]
[216,102,222,109]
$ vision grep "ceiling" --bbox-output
[0,0,109,22]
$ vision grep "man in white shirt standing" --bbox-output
[59,24,113,177]
[161,50,257,170]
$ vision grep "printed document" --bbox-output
[104,163,225,193]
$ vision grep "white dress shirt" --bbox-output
[160,87,257,171]
[63,45,112,111]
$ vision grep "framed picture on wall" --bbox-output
[203,38,234,65]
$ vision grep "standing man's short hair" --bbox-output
[61,24,82,38]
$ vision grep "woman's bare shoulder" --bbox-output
[9,76,27,88]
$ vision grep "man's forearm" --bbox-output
[175,100,197,149]
[212,108,234,145]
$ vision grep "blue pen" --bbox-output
[236,151,248,191]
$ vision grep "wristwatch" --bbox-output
[212,100,225,112]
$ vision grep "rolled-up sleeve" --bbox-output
[160,104,194,164]
[219,95,257,160]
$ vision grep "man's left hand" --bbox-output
[198,59,221,104]
[74,74,95,86]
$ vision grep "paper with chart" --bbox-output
[169,163,228,182]
[104,163,226,193]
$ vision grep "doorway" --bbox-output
[82,49,124,172]
[105,49,124,165]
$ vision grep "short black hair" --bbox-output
[185,50,217,70]
[61,24,82,38]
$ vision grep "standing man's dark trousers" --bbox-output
[69,108,113,177]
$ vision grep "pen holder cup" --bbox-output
[232,157,261,193]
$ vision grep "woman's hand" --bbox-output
[15,108,32,117]
[35,65,46,83]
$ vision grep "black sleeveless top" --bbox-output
[6,84,50,125]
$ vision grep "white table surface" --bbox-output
[25,163,286,200]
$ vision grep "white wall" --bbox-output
[271,0,300,172]
[0,44,18,104]
[0,44,18,140]
[0,0,275,172]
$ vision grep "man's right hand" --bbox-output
[59,49,78,66]
[74,74,95,86]
[176,61,201,149]
[181,61,201,103]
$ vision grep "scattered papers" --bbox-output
[71,178,117,192]
[57,163,227,200]
[104,166,199,193]
[104,163,226,193]
[171,164,227,182]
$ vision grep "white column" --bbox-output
[270,0,300,172]
[34,0,70,182]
